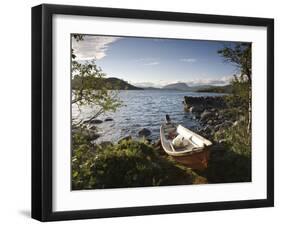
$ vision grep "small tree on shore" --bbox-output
[218,43,252,83]
[218,43,252,131]
[71,34,122,125]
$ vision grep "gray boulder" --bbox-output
[88,130,100,140]
[189,105,204,113]
[89,125,97,130]
[138,128,151,137]
[90,119,103,124]
[200,110,212,121]
[84,118,103,124]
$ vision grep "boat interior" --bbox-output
[162,123,208,153]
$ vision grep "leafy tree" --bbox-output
[71,34,122,125]
[211,43,252,183]
[218,43,252,131]
[218,43,252,83]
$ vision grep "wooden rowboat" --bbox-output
[160,122,212,170]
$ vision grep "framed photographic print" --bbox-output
[32,4,274,221]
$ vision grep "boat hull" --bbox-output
[172,148,210,170]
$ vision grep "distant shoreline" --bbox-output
[72,76,231,93]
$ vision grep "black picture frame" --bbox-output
[32,3,274,222]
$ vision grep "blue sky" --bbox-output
[72,35,240,87]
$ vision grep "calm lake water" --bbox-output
[73,90,223,143]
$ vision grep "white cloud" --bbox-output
[135,58,160,66]
[180,58,197,63]
[144,62,159,66]
[132,82,160,88]
[72,35,121,60]
[186,76,233,86]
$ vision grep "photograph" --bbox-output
[71,34,252,190]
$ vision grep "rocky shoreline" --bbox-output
[183,96,242,143]
[72,116,155,149]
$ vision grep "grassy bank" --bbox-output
[205,116,251,183]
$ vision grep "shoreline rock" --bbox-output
[138,128,152,137]
[184,96,226,109]
[87,119,103,124]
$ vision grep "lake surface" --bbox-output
[73,90,224,143]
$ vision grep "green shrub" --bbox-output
[206,149,251,183]
[206,119,251,183]
[215,119,251,157]
[204,76,252,183]
[72,139,195,190]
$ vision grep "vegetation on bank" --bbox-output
[183,80,252,183]
[72,136,205,190]
[206,115,251,183]
[203,43,252,183]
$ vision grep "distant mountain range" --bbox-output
[105,77,143,90]
[153,82,231,93]
[72,77,143,90]
[72,77,231,93]
[142,81,232,93]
